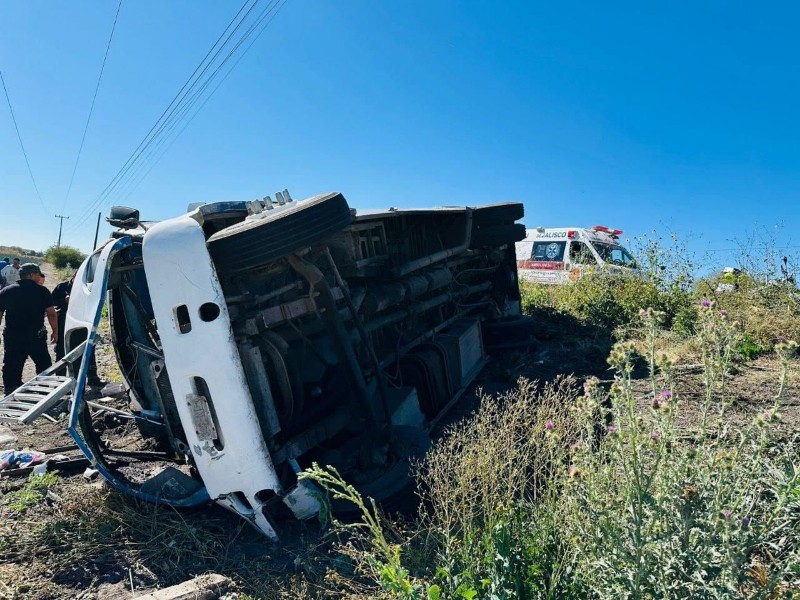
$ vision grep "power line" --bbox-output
[96,0,269,207]
[115,0,288,204]
[67,0,288,234]
[61,0,123,213]
[704,246,800,253]
[0,70,47,211]
[66,0,263,232]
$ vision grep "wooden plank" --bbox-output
[134,574,231,600]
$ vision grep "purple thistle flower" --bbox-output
[719,310,728,318]
[607,425,617,434]
[660,390,672,399]
[701,299,711,308]
[650,431,661,441]
[777,336,788,343]
[651,398,661,410]
[741,516,751,528]
[545,420,555,431]
[722,509,733,519]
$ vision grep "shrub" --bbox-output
[736,332,766,360]
[522,273,692,331]
[629,229,696,292]
[671,304,698,338]
[700,276,800,353]
[45,245,86,269]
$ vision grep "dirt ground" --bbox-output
[1,269,800,599]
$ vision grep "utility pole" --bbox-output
[55,214,69,248]
[92,211,102,250]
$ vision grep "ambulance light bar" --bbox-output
[592,225,623,237]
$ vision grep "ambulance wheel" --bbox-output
[470,223,527,248]
[207,192,353,272]
[471,203,524,226]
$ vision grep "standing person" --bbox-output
[51,273,74,367]
[0,263,57,392]
[0,258,9,285]
[1,258,20,288]
[51,272,101,385]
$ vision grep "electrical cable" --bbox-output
[105,0,281,205]
[61,0,123,214]
[66,0,280,233]
[0,70,47,211]
[64,0,259,233]
[81,0,262,212]
[114,0,288,205]
[113,0,288,205]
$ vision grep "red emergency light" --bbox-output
[567,230,577,238]
[592,225,623,237]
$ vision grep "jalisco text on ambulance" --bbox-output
[515,225,639,284]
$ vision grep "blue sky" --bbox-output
[1,1,798,272]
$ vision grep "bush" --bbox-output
[522,273,692,331]
[736,332,766,360]
[671,304,698,338]
[699,276,800,353]
[45,245,86,269]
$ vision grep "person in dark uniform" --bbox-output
[0,263,57,392]
[51,273,74,364]
[51,272,101,385]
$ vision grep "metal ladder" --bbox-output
[0,341,87,425]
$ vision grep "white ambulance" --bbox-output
[515,225,640,284]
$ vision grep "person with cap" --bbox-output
[1,258,21,288]
[0,262,57,392]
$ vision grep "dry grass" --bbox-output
[0,479,331,599]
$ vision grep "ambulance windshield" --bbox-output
[593,243,638,268]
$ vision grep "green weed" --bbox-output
[3,472,59,513]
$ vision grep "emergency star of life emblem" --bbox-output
[545,243,560,259]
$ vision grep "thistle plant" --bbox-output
[561,306,800,598]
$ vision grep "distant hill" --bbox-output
[0,245,45,262]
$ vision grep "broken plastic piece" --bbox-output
[100,383,127,397]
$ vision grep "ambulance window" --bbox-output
[595,244,637,267]
[516,242,534,260]
[569,242,597,265]
[533,241,566,262]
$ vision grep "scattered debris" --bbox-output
[133,573,231,600]
[83,467,100,481]
[0,449,46,471]
[101,382,128,397]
